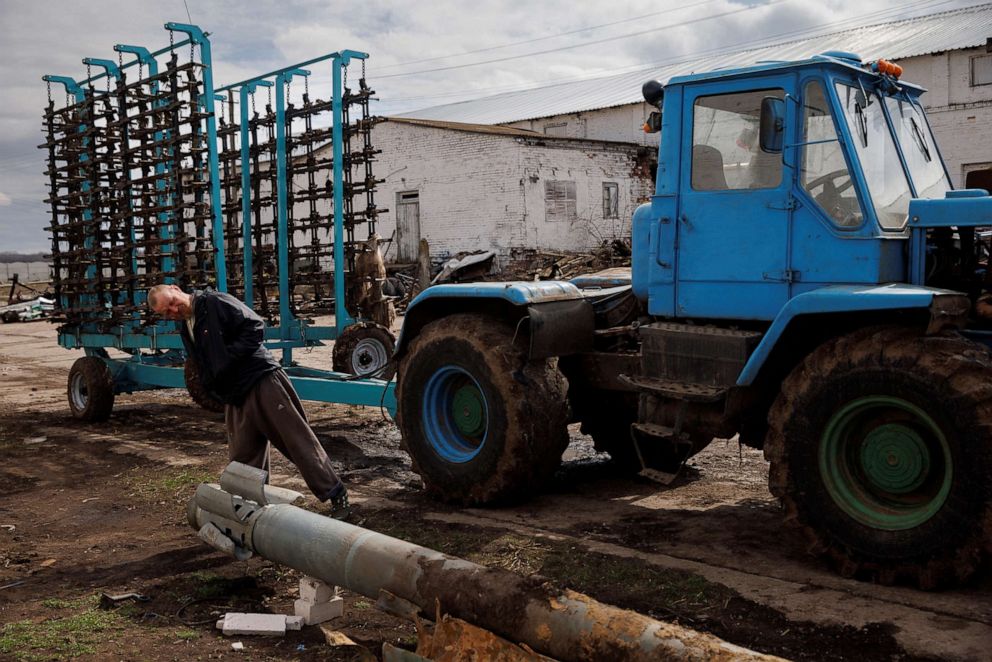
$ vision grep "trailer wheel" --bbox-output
[184,359,225,413]
[765,326,992,588]
[333,322,397,380]
[67,356,115,422]
[396,313,569,505]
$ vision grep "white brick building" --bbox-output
[357,118,653,263]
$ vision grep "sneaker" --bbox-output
[328,488,352,521]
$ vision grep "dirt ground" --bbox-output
[1,319,990,661]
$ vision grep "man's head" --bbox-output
[147,284,193,320]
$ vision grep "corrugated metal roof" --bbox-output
[400,3,992,125]
[384,116,637,143]
[386,117,544,137]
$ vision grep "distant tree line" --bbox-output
[0,252,49,263]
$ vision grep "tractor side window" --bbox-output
[691,89,784,191]
[801,80,863,228]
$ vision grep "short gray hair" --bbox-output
[147,284,173,309]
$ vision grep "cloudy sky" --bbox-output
[0,0,984,252]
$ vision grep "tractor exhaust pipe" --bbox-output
[188,463,781,662]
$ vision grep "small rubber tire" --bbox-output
[396,313,570,505]
[765,326,992,588]
[333,322,397,380]
[67,356,115,422]
[184,359,225,413]
[576,391,711,472]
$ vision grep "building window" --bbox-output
[544,122,567,137]
[545,181,576,222]
[603,182,619,218]
[971,54,992,86]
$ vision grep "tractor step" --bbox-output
[620,374,727,402]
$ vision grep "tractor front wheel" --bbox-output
[396,314,569,505]
[765,326,992,588]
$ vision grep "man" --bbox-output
[147,283,351,519]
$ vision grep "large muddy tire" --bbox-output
[184,359,225,413]
[577,392,712,472]
[765,326,992,588]
[67,356,115,422]
[396,313,570,505]
[333,322,397,380]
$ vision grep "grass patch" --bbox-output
[352,600,373,610]
[174,629,200,641]
[40,598,72,610]
[364,508,734,622]
[124,467,215,503]
[0,601,126,661]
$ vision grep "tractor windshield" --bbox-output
[835,82,913,230]
[883,95,952,200]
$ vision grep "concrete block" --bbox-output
[299,576,336,604]
[294,596,343,625]
[218,612,287,636]
[285,615,304,631]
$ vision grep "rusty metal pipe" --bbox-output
[187,464,781,662]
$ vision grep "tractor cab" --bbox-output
[633,52,990,321]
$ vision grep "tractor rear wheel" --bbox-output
[396,313,570,505]
[765,326,992,588]
[67,356,115,422]
[184,358,225,413]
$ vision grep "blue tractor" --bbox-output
[392,52,992,588]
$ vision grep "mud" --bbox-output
[1,319,990,661]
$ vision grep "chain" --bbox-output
[47,80,52,104]
[267,85,272,108]
[86,63,93,92]
[139,61,144,82]
[190,39,195,64]
[362,59,366,79]
[304,75,309,98]
[169,29,175,51]
[251,90,256,115]
[286,78,291,104]
[118,52,123,69]
[343,64,348,90]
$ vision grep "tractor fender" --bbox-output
[737,283,969,386]
[395,282,595,361]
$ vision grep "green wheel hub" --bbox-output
[820,396,952,531]
[452,384,486,437]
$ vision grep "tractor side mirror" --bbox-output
[642,80,664,107]
[759,97,785,153]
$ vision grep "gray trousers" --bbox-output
[225,369,342,501]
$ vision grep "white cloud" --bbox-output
[0,192,11,207]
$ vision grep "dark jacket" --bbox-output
[179,289,280,406]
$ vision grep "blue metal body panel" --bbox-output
[407,281,585,309]
[737,284,943,385]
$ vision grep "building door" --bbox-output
[396,191,420,263]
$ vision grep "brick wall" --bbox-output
[365,122,652,262]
